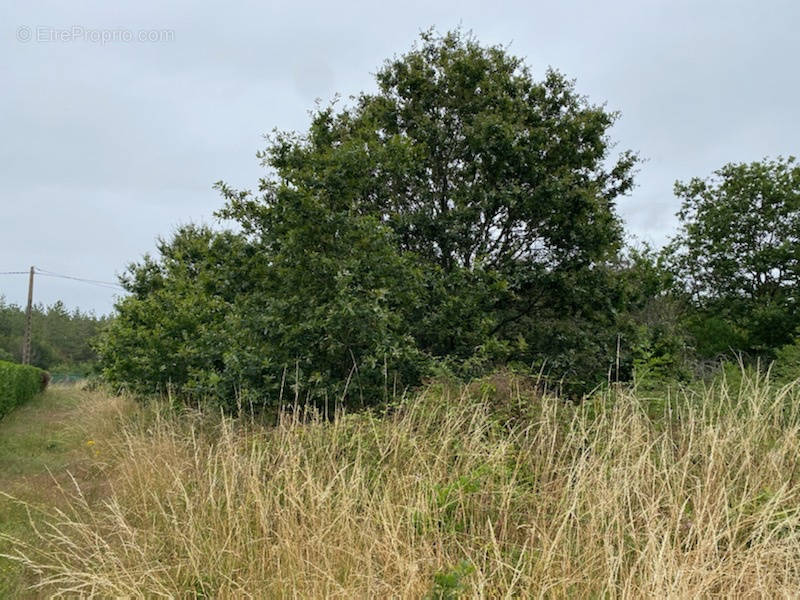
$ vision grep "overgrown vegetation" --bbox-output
[0,360,48,420]
[3,22,799,600]
[5,373,800,597]
[95,30,800,411]
[98,29,642,406]
[0,386,135,597]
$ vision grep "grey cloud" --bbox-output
[2,0,798,313]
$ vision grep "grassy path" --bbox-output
[2,377,800,597]
[0,386,130,597]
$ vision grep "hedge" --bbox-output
[0,360,49,419]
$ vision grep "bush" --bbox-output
[0,360,49,419]
[773,337,800,384]
[97,223,429,410]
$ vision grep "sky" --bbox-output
[1,0,798,314]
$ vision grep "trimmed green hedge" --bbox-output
[0,360,49,419]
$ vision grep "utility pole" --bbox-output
[22,266,34,365]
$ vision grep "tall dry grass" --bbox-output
[4,371,800,598]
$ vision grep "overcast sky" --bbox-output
[1,1,798,314]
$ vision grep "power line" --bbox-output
[34,268,126,291]
[36,273,124,291]
[0,268,126,291]
[3,266,124,360]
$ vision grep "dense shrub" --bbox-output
[97,223,428,409]
[0,360,48,419]
[773,337,800,384]
[95,37,797,410]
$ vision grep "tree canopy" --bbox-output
[100,30,643,406]
[0,297,106,371]
[667,156,800,357]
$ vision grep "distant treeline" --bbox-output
[0,298,107,371]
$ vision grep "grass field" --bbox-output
[3,374,800,598]
[0,386,134,598]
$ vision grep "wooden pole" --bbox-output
[22,266,34,365]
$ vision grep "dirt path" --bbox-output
[0,385,133,597]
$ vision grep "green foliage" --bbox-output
[601,244,691,388]
[412,466,490,536]
[97,226,253,403]
[773,337,800,384]
[684,314,747,359]
[0,297,106,371]
[0,360,48,419]
[99,29,638,408]
[666,156,800,359]
[97,223,427,408]
[426,560,475,600]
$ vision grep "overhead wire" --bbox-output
[0,268,126,292]
[34,268,126,291]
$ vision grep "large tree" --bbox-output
[102,30,638,406]
[667,156,800,357]
[219,29,637,389]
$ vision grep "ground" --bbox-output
[0,386,131,598]
[3,377,800,597]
